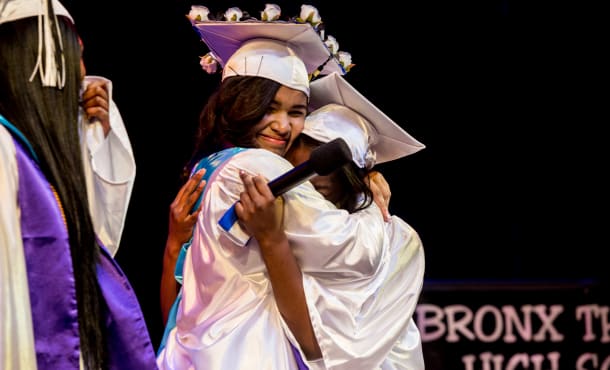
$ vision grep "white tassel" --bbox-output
[28,0,65,88]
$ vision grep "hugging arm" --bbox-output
[367,170,391,222]
[160,169,206,324]
[235,171,322,360]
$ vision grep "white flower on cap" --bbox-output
[298,4,321,27]
[324,35,339,54]
[189,4,353,97]
[188,5,209,22]
[337,51,354,73]
[261,4,281,21]
[224,7,243,22]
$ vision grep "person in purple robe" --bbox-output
[0,0,158,368]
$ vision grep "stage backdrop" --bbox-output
[62,0,608,354]
[416,280,610,370]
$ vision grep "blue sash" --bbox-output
[157,147,309,369]
[158,147,245,354]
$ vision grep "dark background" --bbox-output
[63,0,607,349]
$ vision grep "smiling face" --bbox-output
[250,85,308,156]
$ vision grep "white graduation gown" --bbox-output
[157,148,425,370]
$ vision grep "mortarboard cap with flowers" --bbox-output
[187,4,354,97]
[305,72,425,169]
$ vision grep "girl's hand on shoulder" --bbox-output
[366,170,391,222]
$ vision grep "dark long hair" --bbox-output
[182,75,281,180]
[0,13,107,370]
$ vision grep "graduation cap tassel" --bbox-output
[28,0,66,88]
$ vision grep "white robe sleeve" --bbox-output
[80,75,136,257]
[221,149,387,277]
[380,319,425,370]
[292,218,425,370]
[226,150,425,369]
[0,126,38,369]
[160,149,424,370]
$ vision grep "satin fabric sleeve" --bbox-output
[228,150,422,369]
[159,150,311,370]
[166,149,423,369]
[289,217,425,370]
[79,75,136,257]
[381,319,425,370]
[0,127,38,370]
[225,149,388,277]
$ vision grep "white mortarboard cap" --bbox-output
[0,0,72,24]
[191,20,345,97]
[0,0,74,88]
[306,72,425,168]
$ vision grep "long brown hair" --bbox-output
[183,75,282,179]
